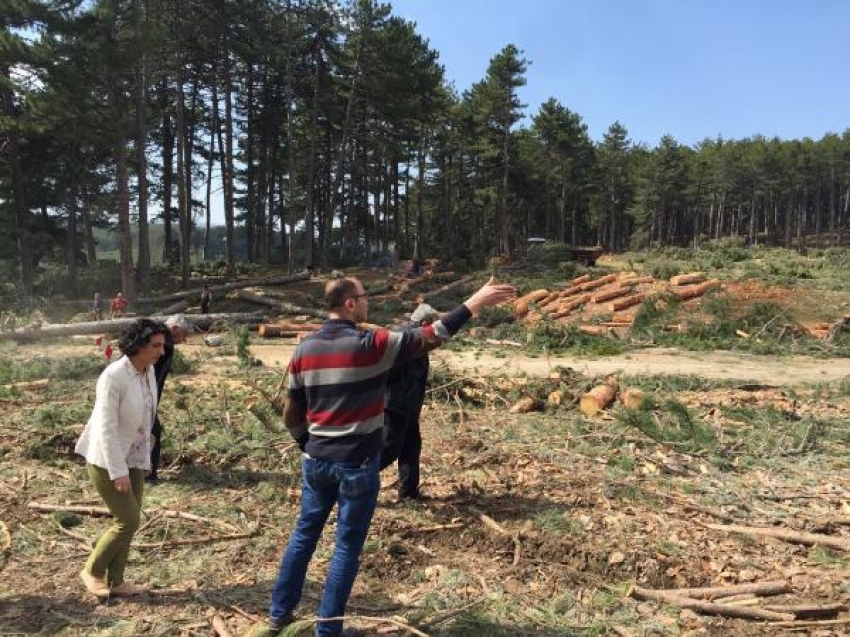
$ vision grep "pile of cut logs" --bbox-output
[511,271,722,332]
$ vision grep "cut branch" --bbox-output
[705,522,850,551]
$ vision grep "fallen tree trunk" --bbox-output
[591,287,631,303]
[550,294,589,319]
[609,293,646,312]
[617,275,655,287]
[705,523,850,552]
[569,274,592,286]
[579,274,618,291]
[2,379,49,392]
[580,377,618,416]
[514,289,550,318]
[762,603,846,620]
[0,312,269,342]
[629,586,794,622]
[670,272,705,286]
[156,300,189,316]
[658,580,792,601]
[258,322,323,333]
[257,327,312,339]
[136,271,311,304]
[236,290,328,319]
[670,279,721,301]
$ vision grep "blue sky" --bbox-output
[388,0,850,147]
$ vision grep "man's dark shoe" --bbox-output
[145,474,159,485]
[399,491,429,502]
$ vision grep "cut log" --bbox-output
[579,377,619,416]
[569,274,592,286]
[591,287,631,303]
[2,379,49,392]
[508,396,540,413]
[550,294,590,319]
[662,580,791,601]
[137,271,311,304]
[608,293,646,312]
[537,292,562,309]
[0,312,269,342]
[236,289,328,319]
[156,300,190,316]
[761,603,846,620]
[514,289,550,309]
[617,276,655,287]
[579,274,618,291]
[670,279,721,301]
[705,523,850,552]
[619,387,646,410]
[578,325,614,336]
[629,586,794,622]
[670,272,705,286]
[257,328,308,338]
[257,322,323,337]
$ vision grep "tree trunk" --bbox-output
[245,61,256,262]
[134,0,150,294]
[204,73,216,260]
[303,39,321,268]
[160,80,174,264]
[175,71,189,286]
[222,33,236,277]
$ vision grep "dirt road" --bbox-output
[239,343,846,386]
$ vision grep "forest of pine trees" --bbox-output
[3,0,850,303]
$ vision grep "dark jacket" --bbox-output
[154,330,175,400]
[385,354,429,421]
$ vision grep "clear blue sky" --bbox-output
[388,0,850,147]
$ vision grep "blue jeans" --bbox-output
[270,454,380,636]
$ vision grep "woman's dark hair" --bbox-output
[118,318,168,357]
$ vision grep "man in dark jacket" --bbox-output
[148,314,192,483]
[380,303,441,500]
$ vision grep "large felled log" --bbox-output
[136,271,311,304]
[258,327,311,338]
[236,289,328,319]
[579,274,618,291]
[258,322,323,334]
[608,293,646,312]
[706,523,850,552]
[0,312,269,342]
[591,287,631,303]
[579,377,618,416]
[514,289,550,318]
[569,274,592,286]
[670,279,721,301]
[669,272,705,286]
[629,586,794,622]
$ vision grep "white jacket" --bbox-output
[75,356,158,479]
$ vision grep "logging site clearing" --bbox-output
[2,243,850,636]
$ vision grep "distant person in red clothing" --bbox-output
[110,293,127,319]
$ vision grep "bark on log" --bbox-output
[706,523,850,551]
[580,377,619,416]
[578,325,614,336]
[155,300,189,316]
[629,586,794,621]
[761,603,846,620]
[670,280,721,301]
[569,274,592,286]
[579,274,618,291]
[670,272,706,286]
[591,287,631,303]
[537,292,562,308]
[257,322,323,336]
[550,294,589,319]
[515,289,550,307]
[236,289,328,319]
[257,328,309,338]
[617,276,655,287]
[619,387,646,410]
[0,312,269,342]
[663,580,791,601]
[609,293,646,312]
[508,396,540,413]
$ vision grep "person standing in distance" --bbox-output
[255,276,515,637]
[380,303,442,501]
[147,314,192,484]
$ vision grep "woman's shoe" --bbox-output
[79,569,110,599]
[110,580,148,596]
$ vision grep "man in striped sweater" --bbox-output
[262,275,515,637]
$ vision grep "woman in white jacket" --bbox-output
[75,318,167,598]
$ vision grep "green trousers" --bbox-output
[84,464,145,586]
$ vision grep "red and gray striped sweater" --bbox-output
[287,306,470,462]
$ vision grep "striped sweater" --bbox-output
[287,306,470,462]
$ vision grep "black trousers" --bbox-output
[149,415,162,480]
[380,411,422,498]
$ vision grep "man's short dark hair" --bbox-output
[325,278,359,311]
[118,318,168,357]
